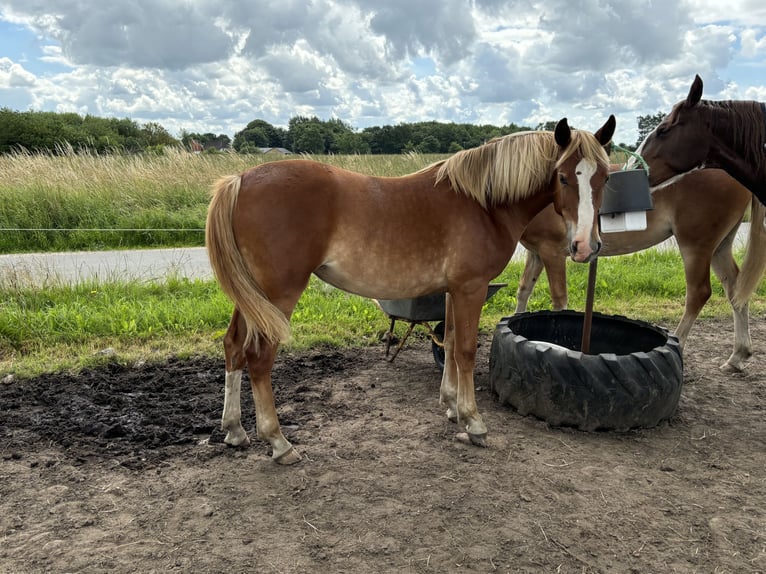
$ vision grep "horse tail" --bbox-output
[206,174,291,351]
[732,196,766,309]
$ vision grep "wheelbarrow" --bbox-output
[374,283,507,368]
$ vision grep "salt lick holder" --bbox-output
[581,167,654,352]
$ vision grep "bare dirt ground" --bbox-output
[1,317,765,574]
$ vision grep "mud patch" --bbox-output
[1,321,766,573]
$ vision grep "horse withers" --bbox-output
[639,74,766,207]
[516,168,766,371]
[205,116,616,464]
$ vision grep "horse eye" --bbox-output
[559,175,568,185]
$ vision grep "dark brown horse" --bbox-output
[639,74,766,206]
[206,116,616,464]
[516,168,766,371]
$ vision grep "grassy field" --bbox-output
[0,149,441,253]
[1,149,764,376]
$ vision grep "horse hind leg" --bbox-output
[673,252,712,350]
[711,240,752,372]
[221,308,251,447]
[221,308,301,464]
[245,338,301,464]
[541,247,568,311]
[515,250,543,313]
[516,246,568,313]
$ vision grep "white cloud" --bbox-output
[740,28,766,58]
[0,57,36,87]
[0,0,764,145]
[687,0,766,26]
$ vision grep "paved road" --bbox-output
[0,247,212,286]
[0,224,750,287]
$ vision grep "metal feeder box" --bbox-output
[600,169,653,233]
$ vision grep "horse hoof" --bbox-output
[719,361,743,373]
[224,430,251,447]
[455,432,488,447]
[273,447,302,465]
[445,408,458,423]
[468,432,488,447]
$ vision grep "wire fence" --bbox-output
[0,228,205,232]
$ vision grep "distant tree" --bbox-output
[0,109,156,153]
[232,119,286,152]
[181,130,231,151]
[0,109,540,157]
[140,122,179,147]
[292,122,325,154]
[535,121,559,132]
[335,131,370,154]
[237,142,261,154]
[111,118,144,151]
[417,135,441,153]
[323,117,355,153]
[362,124,413,154]
[636,112,666,147]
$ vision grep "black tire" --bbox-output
[489,310,683,431]
[432,321,445,370]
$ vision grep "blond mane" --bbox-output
[432,130,610,208]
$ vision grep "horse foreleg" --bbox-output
[711,242,752,372]
[450,289,489,447]
[244,340,301,464]
[221,309,250,447]
[439,293,459,422]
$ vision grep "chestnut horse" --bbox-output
[515,168,766,371]
[206,116,616,464]
[639,74,766,207]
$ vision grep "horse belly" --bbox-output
[600,203,673,256]
[600,227,672,256]
[314,250,448,300]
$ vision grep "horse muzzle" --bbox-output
[570,238,602,263]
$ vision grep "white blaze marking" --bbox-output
[574,158,597,244]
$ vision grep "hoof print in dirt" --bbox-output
[489,310,684,431]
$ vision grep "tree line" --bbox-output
[0,108,182,154]
[0,107,661,155]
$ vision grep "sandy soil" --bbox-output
[1,317,765,573]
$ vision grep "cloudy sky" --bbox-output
[1,0,765,145]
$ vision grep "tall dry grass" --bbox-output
[0,148,442,253]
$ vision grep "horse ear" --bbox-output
[686,75,703,107]
[594,114,616,147]
[554,118,571,148]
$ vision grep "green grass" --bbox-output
[3,250,766,378]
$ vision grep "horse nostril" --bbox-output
[571,241,578,254]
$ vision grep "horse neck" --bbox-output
[708,102,766,203]
[491,180,557,241]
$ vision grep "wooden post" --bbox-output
[581,258,598,353]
